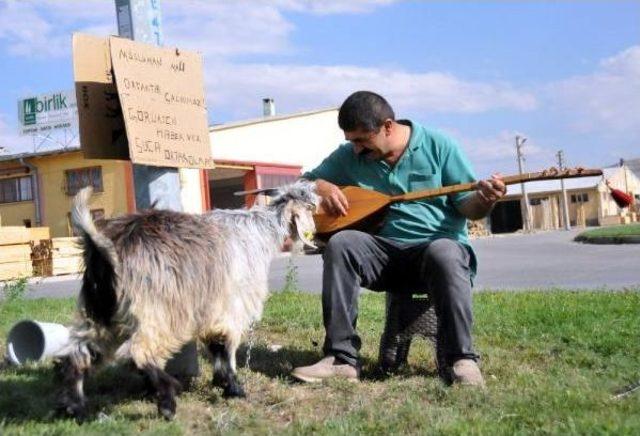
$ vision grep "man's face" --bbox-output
[344,127,388,160]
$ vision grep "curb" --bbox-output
[574,235,640,244]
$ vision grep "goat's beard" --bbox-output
[290,238,306,254]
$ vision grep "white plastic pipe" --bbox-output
[6,320,70,365]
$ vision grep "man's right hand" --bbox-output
[315,179,349,216]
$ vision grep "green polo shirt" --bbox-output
[303,120,478,276]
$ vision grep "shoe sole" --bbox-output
[291,372,359,384]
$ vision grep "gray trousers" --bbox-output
[321,230,478,367]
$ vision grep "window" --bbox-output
[0,176,33,203]
[91,209,105,222]
[65,166,103,196]
[529,197,547,206]
[570,193,589,203]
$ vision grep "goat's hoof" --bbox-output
[157,397,176,421]
[56,401,88,422]
[223,384,246,399]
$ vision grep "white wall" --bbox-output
[179,168,204,213]
[180,109,345,213]
[209,109,344,172]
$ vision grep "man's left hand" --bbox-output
[476,174,506,206]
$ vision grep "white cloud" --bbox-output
[0,0,114,58]
[0,0,396,59]
[161,1,294,57]
[443,127,544,162]
[431,126,557,177]
[204,62,537,120]
[546,45,640,136]
[461,131,544,164]
[0,113,32,155]
[0,0,536,119]
[273,0,396,15]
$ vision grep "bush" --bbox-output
[1,277,29,303]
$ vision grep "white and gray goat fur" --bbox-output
[55,181,318,420]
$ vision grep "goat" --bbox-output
[55,181,318,420]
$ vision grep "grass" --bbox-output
[575,223,640,243]
[1,290,640,435]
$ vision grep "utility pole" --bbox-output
[516,135,532,232]
[556,150,571,230]
[114,0,198,382]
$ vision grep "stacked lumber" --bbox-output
[32,240,53,277]
[51,237,83,276]
[468,219,490,239]
[0,226,51,280]
[0,242,33,280]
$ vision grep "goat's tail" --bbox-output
[72,187,119,326]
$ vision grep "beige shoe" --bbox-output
[291,356,359,383]
[451,359,485,387]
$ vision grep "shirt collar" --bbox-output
[398,119,421,152]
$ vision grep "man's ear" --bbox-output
[383,119,393,135]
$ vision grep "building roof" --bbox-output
[0,146,81,163]
[209,107,338,132]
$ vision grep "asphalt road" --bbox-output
[12,229,640,299]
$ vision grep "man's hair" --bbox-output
[338,91,395,132]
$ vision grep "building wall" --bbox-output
[0,201,35,227]
[566,188,600,226]
[210,109,343,172]
[0,163,35,226]
[30,152,131,237]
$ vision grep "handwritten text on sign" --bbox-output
[109,37,214,169]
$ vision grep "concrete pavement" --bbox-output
[6,229,639,300]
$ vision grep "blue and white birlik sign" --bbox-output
[18,91,78,136]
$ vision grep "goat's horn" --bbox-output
[233,188,280,197]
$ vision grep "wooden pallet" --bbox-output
[0,226,50,246]
[0,243,33,281]
[51,237,83,276]
[0,258,33,281]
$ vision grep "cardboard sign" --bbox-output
[109,36,214,168]
[73,33,129,160]
[72,33,214,169]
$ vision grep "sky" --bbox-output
[0,0,638,177]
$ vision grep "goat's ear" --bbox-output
[290,203,317,250]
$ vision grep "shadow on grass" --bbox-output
[236,343,440,382]
[0,343,442,424]
[0,362,151,424]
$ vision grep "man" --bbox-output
[291,91,506,386]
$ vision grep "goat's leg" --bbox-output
[141,364,182,420]
[129,335,182,420]
[207,338,245,398]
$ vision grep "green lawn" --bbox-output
[575,223,640,243]
[1,290,639,435]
